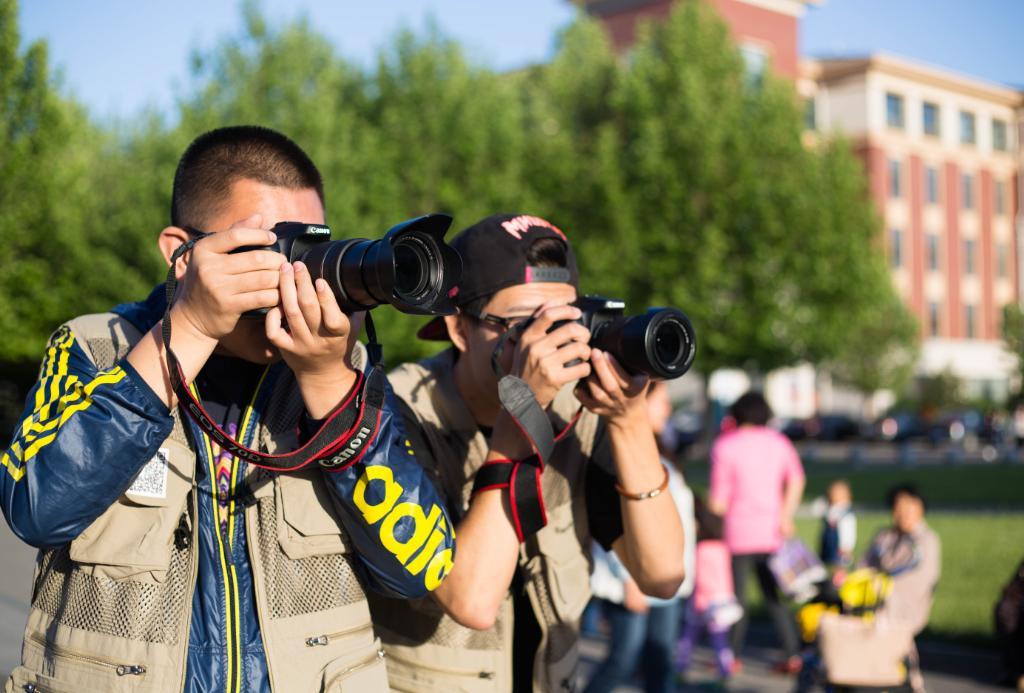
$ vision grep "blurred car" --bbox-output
[778,414,862,442]
[928,409,999,444]
[777,417,809,441]
[805,414,862,441]
[873,410,926,442]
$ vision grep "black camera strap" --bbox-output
[160,238,386,472]
[471,375,582,542]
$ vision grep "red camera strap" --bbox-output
[161,238,385,472]
[470,375,581,541]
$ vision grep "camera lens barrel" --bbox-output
[298,213,461,316]
[589,308,696,379]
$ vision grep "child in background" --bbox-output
[819,480,857,578]
[676,495,742,683]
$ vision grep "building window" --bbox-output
[996,180,1006,216]
[886,93,904,129]
[890,229,903,268]
[889,159,902,198]
[998,243,1009,278]
[965,304,977,339]
[926,166,939,204]
[923,102,940,136]
[962,173,974,209]
[927,234,940,272]
[960,110,976,145]
[928,301,940,337]
[740,44,767,89]
[803,97,816,131]
[964,239,976,274]
[993,119,1009,151]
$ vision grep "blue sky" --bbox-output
[19,0,1024,120]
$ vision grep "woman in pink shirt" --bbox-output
[709,391,805,673]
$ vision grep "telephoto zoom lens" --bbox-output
[300,213,461,315]
[589,308,696,379]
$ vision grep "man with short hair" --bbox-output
[1,125,454,692]
[369,213,685,692]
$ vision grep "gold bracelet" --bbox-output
[614,463,670,501]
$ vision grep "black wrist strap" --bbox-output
[470,376,582,541]
[161,240,385,472]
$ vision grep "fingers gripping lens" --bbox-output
[232,213,462,317]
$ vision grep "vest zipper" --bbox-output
[304,621,373,647]
[385,649,496,679]
[322,648,386,687]
[28,633,147,677]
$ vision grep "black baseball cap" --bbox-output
[417,213,579,340]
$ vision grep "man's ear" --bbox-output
[445,314,470,353]
[158,226,192,278]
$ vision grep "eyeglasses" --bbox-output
[464,310,534,334]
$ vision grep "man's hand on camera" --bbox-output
[510,302,592,409]
[574,349,649,431]
[266,260,363,419]
[170,214,284,345]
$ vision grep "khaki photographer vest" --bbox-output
[371,351,597,693]
[6,312,388,693]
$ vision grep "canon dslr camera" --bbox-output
[228,212,462,315]
[567,296,696,379]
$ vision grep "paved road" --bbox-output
[0,519,1008,691]
[579,622,1007,692]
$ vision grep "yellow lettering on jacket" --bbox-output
[424,548,454,591]
[405,517,448,575]
[353,464,403,523]
[380,502,441,564]
[354,464,453,591]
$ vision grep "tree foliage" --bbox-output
[1,0,915,396]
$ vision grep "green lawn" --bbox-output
[680,459,1024,643]
[790,512,1023,644]
[684,460,1024,509]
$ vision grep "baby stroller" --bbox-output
[794,569,916,692]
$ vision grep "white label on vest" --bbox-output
[128,448,169,499]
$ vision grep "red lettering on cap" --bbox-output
[500,215,566,241]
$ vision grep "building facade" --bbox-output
[802,56,1021,399]
[580,0,1023,412]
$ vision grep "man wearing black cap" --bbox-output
[367,214,685,692]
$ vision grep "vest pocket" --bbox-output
[534,503,591,623]
[7,666,77,693]
[15,634,148,692]
[67,443,192,583]
[384,649,498,693]
[319,637,388,692]
[276,470,348,559]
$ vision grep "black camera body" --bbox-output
[239,213,462,316]
[567,295,696,379]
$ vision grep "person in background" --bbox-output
[676,495,742,684]
[709,391,805,674]
[819,479,857,579]
[859,483,941,693]
[860,484,940,635]
[585,381,696,693]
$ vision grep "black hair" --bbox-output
[730,391,773,427]
[885,483,927,511]
[462,236,570,317]
[526,236,569,268]
[171,125,324,229]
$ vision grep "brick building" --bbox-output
[578,0,1023,410]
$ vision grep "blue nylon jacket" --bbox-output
[0,287,455,692]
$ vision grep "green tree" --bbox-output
[1001,303,1024,401]
[0,0,157,369]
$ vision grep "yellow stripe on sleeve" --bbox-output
[5,367,128,480]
